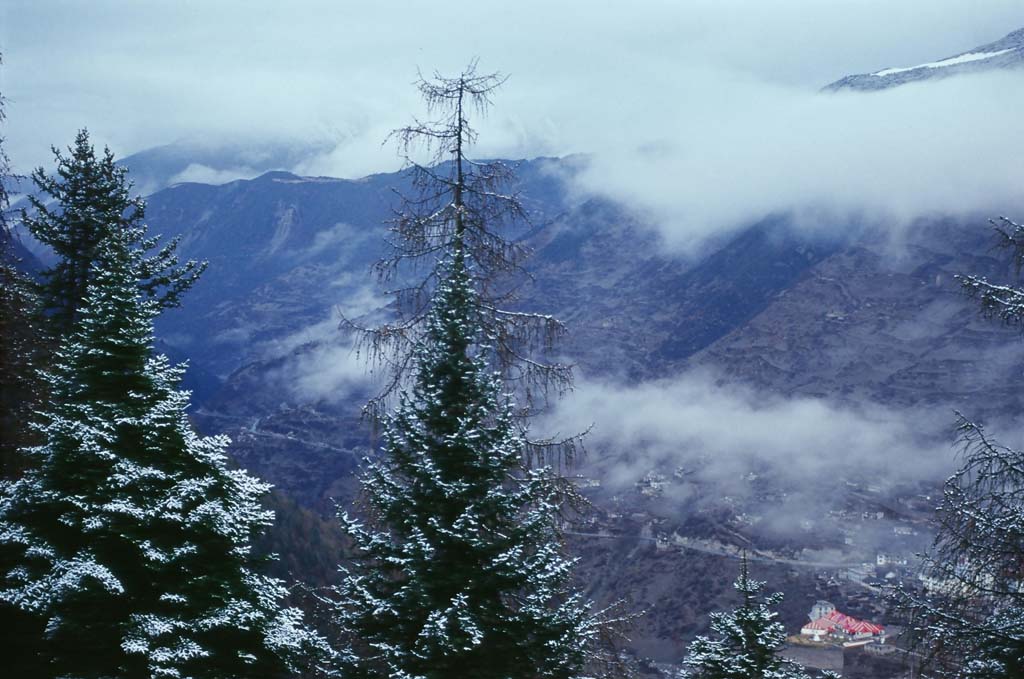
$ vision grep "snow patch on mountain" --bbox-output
[872,47,1015,77]
[826,27,1024,91]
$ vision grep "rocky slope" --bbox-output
[690,217,1024,416]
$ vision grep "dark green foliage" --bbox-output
[24,128,205,335]
[332,65,605,678]
[0,227,42,480]
[256,490,347,590]
[334,255,596,679]
[0,228,329,678]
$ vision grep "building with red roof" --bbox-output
[799,601,885,646]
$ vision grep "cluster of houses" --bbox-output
[799,601,886,647]
[635,471,667,498]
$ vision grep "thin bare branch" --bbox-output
[340,62,580,465]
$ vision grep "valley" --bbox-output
[118,153,1024,675]
[8,16,1024,676]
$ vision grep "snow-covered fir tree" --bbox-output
[0,230,330,678]
[682,556,820,679]
[0,232,47,676]
[330,64,612,678]
[331,251,597,678]
[24,128,205,335]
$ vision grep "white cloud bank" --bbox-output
[568,71,1024,254]
[256,294,389,405]
[258,316,372,405]
[276,340,370,406]
[168,163,266,186]
[6,1,1024,251]
[545,370,958,493]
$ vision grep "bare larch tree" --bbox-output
[343,62,574,447]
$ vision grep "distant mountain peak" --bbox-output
[118,138,335,195]
[825,27,1024,92]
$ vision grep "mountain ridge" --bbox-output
[825,26,1024,91]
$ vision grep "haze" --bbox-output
[4,1,1024,252]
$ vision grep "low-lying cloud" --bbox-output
[273,340,371,405]
[546,370,957,495]
[569,71,1024,254]
[301,222,362,260]
[257,300,389,405]
[169,163,267,186]
[8,2,1024,258]
[259,316,371,405]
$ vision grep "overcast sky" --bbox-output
[4,1,1024,249]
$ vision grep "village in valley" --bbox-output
[564,464,941,677]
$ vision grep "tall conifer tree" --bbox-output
[333,254,596,678]
[0,230,41,477]
[0,230,330,678]
[24,129,204,335]
[331,64,609,678]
